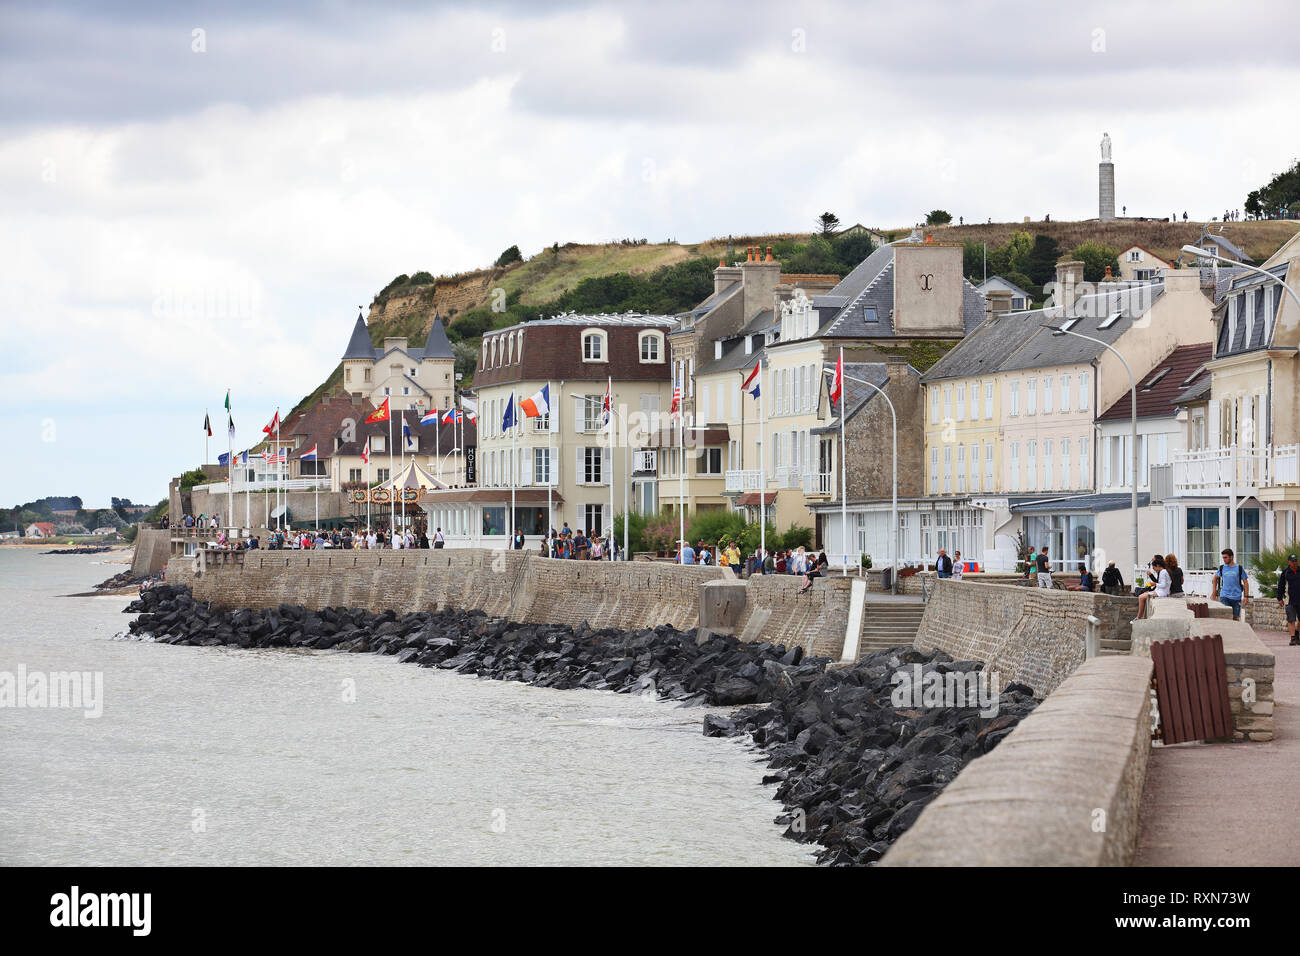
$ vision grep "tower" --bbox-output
[1099,132,1115,222]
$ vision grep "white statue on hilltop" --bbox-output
[1100,133,1112,163]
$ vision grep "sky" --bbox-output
[1,0,1297,507]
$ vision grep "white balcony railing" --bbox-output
[775,465,800,489]
[1171,444,1300,496]
[634,450,657,473]
[724,469,763,493]
[802,471,835,496]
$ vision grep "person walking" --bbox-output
[679,540,696,565]
[433,527,445,549]
[952,551,964,580]
[1035,546,1053,588]
[1212,548,1250,621]
[935,548,953,579]
[1276,553,1300,646]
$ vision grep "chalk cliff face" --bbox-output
[370,268,502,333]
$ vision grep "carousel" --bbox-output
[346,460,448,534]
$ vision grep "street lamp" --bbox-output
[1043,324,1138,581]
[823,365,898,590]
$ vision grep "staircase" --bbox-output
[1099,635,1132,656]
[858,600,927,655]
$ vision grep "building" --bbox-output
[918,261,1215,571]
[1191,231,1254,266]
[975,276,1033,311]
[1117,245,1173,282]
[341,310,457,412]
[443,312,677,546]
[25,522,55,538]
[1161,249,1300,579]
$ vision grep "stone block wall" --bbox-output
[130,528,173,577]
[914,579,1136,696]
[881,655,1153,866]
[165,550,852,655]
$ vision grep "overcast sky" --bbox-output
[1,0,1296,507]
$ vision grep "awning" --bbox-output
[415,488,564,505]
[737,492,777,506]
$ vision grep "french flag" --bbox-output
[300,444,317,461]
[742,359,761,399]
[520,384,550,418]
[420,408,439,426]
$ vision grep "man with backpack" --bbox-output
[1212,548,1250,621]
[1276,553,1300,646]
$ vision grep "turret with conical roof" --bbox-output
[344,308,375,359]
[340,308,457,411]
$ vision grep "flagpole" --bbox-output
[205,409,210,470]
[400,409,406,540]
[366,439,371,532]
[678,398,684,564]
[511,394,517,548]
[435,405,441,481]
[547,380,554,537]
[607,376,614,561]
[388,412,394,543]
[226,396,233,530]
[244,451,250,530]
[759,365,767,564]
[839,347,848,577]
[275,411,282,530]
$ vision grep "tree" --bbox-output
[1246,159,1299,219]
[1070,240,1121,283]
[817,212,840,237]
[495,245,523,268]
[1025,234,1062,287]
[832,231,875,268]
[925,209,953,226]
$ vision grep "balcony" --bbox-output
[802,471,835,497]
[634,450,657,473]
[775,465,801,489]
[724,469,763,493]
[1171,444,1300,496]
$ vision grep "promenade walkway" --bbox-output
[1135,628,1300,866]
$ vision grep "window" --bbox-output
[1009,442,1020,491]
[984,382,994,419]
[970,381,980,421]
[1009,381,1020,416]
[1061,374,1070,412]
[956,443,966,493]
[1186,507,1220,570]
[984,443,994,491]
[583,447,603,484]
[942,445,952,493]
[1026,378,1037,415]
[348,468,362,483]
[639,332,663,362]
[930,388,940,424]
[1044,439,1053,488]
[534,448,552,485]
[364,368,371,383]
[930,448,939,494]
[1098,311,1122,330]
[1061,440,1071,489]
[1079,437,1089,486]
[697,447,723,475]
[1026,441,1037,490]
[581,395,604,432]
[1079,371,1090,411]
[582,503,604,537]
[582,330,606,362]
[956,384,965,421]
[345,367,351,383]
[1237,507,1261,569]
[372,435,385,452]
[1128,249,1143,263]
[383,387,391,396]
[1043,376,1053,414]
[943,386,952,421]
[376,468,390,483]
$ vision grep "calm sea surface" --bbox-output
[0,548,812,865]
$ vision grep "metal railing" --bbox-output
[774,465,800,489]
[193,478,330,494]
[802,471,834,496]
[724,469,763,492]
[1171,444,1300,495]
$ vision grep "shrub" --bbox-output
[1250,542,1300,596]
[495,245,523,268]
[179,468,209,490]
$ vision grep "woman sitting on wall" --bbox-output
[1133,556,1171,621]
[798,551,829,594]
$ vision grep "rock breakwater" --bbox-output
[125,585,1037,864]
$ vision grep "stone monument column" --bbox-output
[1099,133,1115,221]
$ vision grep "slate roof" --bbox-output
[1199,232,1253,263]
[812,362,894,433]
[975,276,1033,300]
[695,338,765,377]
[1096,343,1212,422]
[1173,375,1213,405]
[343,311,456,361]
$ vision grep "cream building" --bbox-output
[341,310,457,412]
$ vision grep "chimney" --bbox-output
[984,289,1014,318]
[765,246,773,262]
[1054,260,1085,311]
[1104,265,1112,279]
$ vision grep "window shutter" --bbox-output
[576,447,585,484]
[602,446,611,485]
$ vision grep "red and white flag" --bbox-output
[602,378,612,427]
[263,410,280,435]
[829,353,843,406]
[361,439,370,465]
[670,378,681,418]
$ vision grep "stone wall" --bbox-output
[914,579,1137,696]
[165,550,853,656]
[130,529,173,577]
[1247,599,1288,631]
[843,362,924,500]
[881,655,1153,866]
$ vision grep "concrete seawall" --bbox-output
[166,550,852,658]
[881,655,1154,866]
[914,579,1137,696]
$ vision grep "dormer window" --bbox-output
[1098,311,1122,330]
[640,331,663,363]
[582,329,607,362]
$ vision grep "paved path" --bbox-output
[1135,628,1300,866]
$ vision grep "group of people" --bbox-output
[677,540,830,592]
[172,514,219,532]
[216,525,455,551]
[540,525,619,561]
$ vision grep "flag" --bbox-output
[218,452,230,467]
[361,440,370,465]
[224,389,231,412]
[300,444,318,461]
[670,378,681,417]
[227,415,235,441]
[402,414,413,448]
[460,395,477,424]
[442,408,461,424]
[239,450,249,465]
[203,413,212,437]
[742,359,761,399]
[364,399,389,424]
[520,384,550,418]
[268,450,285,464]
[830,353,843,406]
[420,408,439,427]
[601,380,611,427]
[263,410,280,434]
[501,393,517,432]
